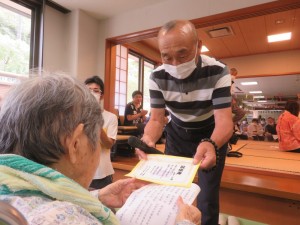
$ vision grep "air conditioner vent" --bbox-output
[207,26,234,38]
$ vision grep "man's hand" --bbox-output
[176,196,201,225]
[140,109,148,116]
[98,178,147,208]
[193,141,216,169]
[135,135,157,160]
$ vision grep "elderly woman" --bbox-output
[0,74,200,225]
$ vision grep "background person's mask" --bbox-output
[163,44,198,79]
[91,92,101,103]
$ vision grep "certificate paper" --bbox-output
[126,154,200,187]
[116,183,200,225]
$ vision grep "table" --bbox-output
[117,126,138,135]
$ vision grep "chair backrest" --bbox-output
[112,108,124,126]
[0,201,28,225]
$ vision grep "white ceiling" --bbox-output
[52,0,167,20]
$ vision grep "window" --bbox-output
[114,46,156,115]
[0,0,33,105]
[127,53,140,103]
[0,0,46,107]
[143,60,155,112]
[115,45,128,115]
[0,0,31,74]
[127,51,155,112]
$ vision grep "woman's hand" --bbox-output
[176,196,201,225]
[98,178,147,208]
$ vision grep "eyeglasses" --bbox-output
[89,88,102,95]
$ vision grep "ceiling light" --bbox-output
[267,32,291,43]
[201,45,209,52]
[253,96,264,99]
[241,81,258,85]
[257,100,267,103]
[249,91,262,94]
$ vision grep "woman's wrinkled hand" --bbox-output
[176,196,201,225]
[98,178,147,208]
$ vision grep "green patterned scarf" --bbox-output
[0,154,119,225]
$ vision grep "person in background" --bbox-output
[247,118,264,141]
[276,101,300,152]
[230,68,245,125]
[264,117,277,141]
[239,119,249,140]
[260,118,266,129]
[85,76,118,189]
[139,20,233,225]
[124,90,148,136]
[0,73,200,225]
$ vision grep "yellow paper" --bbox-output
[126,154,200,187]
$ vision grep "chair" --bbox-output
[110,109,135,160]
[0,201,28,225]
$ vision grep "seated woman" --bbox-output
[276,101,300,152]
[0,73,200,225]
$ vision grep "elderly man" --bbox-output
[139,20,233,225]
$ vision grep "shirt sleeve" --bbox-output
[212,67,232,109]
[291,118,300,140]
[106,113,118,140]
[149,73,165,109]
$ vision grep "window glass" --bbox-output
[0,1,31,74]
[0,0,32,107]
[120,82,126,94]
[143,61,155,112]
[127,53,139,103]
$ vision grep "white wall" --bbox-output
[222,49,300,77]
[77,10,99,82]
[65,9,79,76]
[44,8,99,82]
[43,6,68,72]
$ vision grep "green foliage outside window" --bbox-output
[0,5,31,74]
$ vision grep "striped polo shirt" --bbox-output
[149,55,232,129]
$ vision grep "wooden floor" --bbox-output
[112,140,300,225]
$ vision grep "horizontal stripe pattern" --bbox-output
[149,55,231,128]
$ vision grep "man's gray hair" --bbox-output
[159,20,198,42]
[0,72,103,165]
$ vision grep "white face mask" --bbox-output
[91,92,101,103]
[163,44,198,79]
[242,121,247,124]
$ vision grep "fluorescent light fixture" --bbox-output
[201,45,209,52]
[249,91,262,94]
[253,96,265,99]
[268,32,291,43]
[257,100,267,103]
[241,81,258,85]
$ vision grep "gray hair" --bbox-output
[159,20,198,43]
[0,72,103,165]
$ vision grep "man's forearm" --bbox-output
[100,131,115,149]
[143,120,164,143]
[210,121,233,149]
